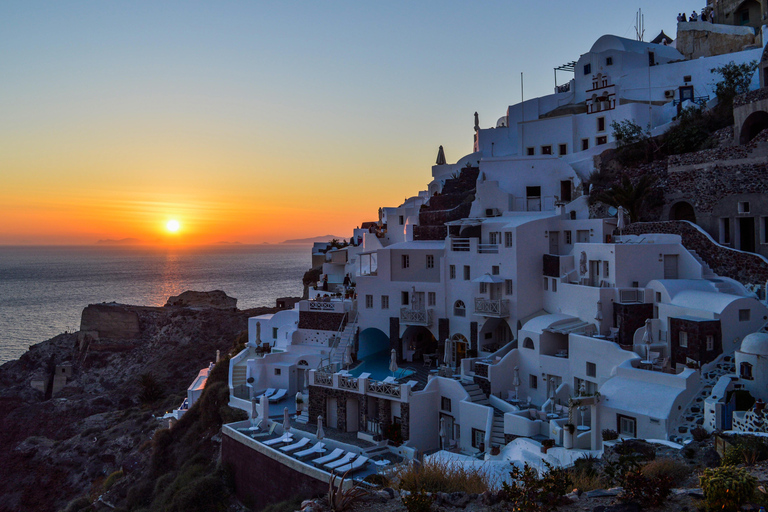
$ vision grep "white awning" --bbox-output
[546,319,590,334]
[472,273,504,284]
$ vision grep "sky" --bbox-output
[0,1,705,245]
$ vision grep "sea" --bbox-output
[0,244,310,365]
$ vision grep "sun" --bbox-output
[166,219,181,233]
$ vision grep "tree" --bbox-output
[711,60,758,104]
[593,174,657,223]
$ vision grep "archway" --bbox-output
[734,0,760,26]
[358,328,390,360]
[739,110,768,144]
[401,326,436,363]
[450,333,470,367]
[669,201,696,223]
[478,318,513,354]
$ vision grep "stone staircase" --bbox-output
[490,409,506,447]
[461,381,490,406]
[689,250,716,279]
[231,364,248,399]
[330,319,358,366]
[672,355,735,442]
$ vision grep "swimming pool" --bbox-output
[348,349,414,381]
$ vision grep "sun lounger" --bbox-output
[256,388,276,399]
[324,452,357,471]
[269,388,288,402]
[311,448,344,466]
[333,456,369,474]
[280,437,311,453]
[295,442,326,459]
[251,422,277,437]
[263,433,293,446]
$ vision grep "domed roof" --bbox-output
[740,332,768,355]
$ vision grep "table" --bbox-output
[640,360,654,369]
[576,425,590,432]
[546,413,560,420]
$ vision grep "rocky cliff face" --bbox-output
[165,290,238,309]
[0,291,281,512]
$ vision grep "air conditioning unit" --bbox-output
[485,208,500,217]
[664,90,675,99]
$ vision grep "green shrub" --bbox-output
[602,429,618,441]
[620,471,673,507]
[500,461,571,511]
[166,475,227,512]
[700,465,757,512]
[722,436,768,466]
[402,491,432,512]
[641,458,690,482]
[392,458,497,494]
[102,469,123,491]
[138,372,164,404]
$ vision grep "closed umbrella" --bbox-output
[283,407,291,433]
[617,206,626,237]
[439,417,449,450]
[344,344,353,370]
[317,415,325,440]
[595,300,603,322]
[513,366,521,401]
[389,348,398,378]
[549,378,556,415]
[250,397,259,429]
[260,393,270,431]
[303,369,309,390]
[443,339,452,367]
[643,318,654,361]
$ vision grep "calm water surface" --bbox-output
[0,245,310,364]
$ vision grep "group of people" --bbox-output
[677,10,714,23]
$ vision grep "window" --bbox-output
[738,201,750,214]
[552,279,557,292]
[648,52,655,67]
[741,362,754,380]
[584,63,591,75]
[401,291,409,305]
[762,217,768,244]
[543,277,548,291]
[596,136,607,145]
[449,265,456,279]
[472,428,485,449]
[618,415,636,437]
[529,374,538,388]
[492,265,500,275]
[479,282,487,294]
[275,368,282,376]
[558,143,567,156]
[597,117,606,132]
[426,254,434,268]
[581,138,589,151]
[366,294,373,308]
[739,309,751,321]
[586,362,596,377]
[606,56,613,66]
[454,300,466,317]
[505,232,513,247]
[527,147,535,156]
[381,295,389,309]
[541,145,552,155]
[706,335,714,351]
[679,331,688,348]
[489,231,500,244]
[656,292,662,302]
[428,292,436,306]
[441,396,452,412]
[565,231,572,244]
[505,279,514,295]
[523,337,534,349]
[720,218,731,245]
[401,254,410,268]
[272,327,278,339]
[463,265,470,280]
[683,75,691,83]
[603,261,609,277]
[399,215,404,225]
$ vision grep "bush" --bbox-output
[700,465,757,512]
[363,473,389,487]
[620,470,673,507]
[500,461,572,511]
[402,491,432,512]
[711,60,758,104]
[641,458,690,482]
[392,458,497,494]
[602,429,618,441]
[722,436,768,466]
[138,372,164,404]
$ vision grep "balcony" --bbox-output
[473,298,510,318]
[400,307,433,326]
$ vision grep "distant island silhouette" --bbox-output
[96,238,141,245]
[281,235,344,244]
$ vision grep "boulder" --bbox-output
[165,290,237,309]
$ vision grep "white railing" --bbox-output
[367,380,401,398]
[309,301,337,311]
[400,307,433,326]
[478,244,499,254]
[451,238,471,252]
[338,375,359,391]
[474,298,510,317]
[314,372,333,387]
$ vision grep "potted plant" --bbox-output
[541,439,555,453]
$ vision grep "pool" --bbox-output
[348,349,414,381]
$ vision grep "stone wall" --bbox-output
[612,302,654,347]
[79,304,141,341]
[675,22,757,60]
[622,221,768,284]
[669,317,722,366]
[298,311,346,331]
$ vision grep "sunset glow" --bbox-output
[166,220,181,233]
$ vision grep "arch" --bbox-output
[358,328,390,360]
[402,326,436,363]
[453,300,466,317]
[523,337,535,349]
[297,359,309,367]
[739,110,768,144]
[669,201,696,223]
[479,318,513,353]
[734,0,760,26]
[449,333,470,366]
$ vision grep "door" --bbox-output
[327,397,338,429]
[454,341,467,363]
[560,181,572,202]
[346,398,359,432]
[490,283,501,300]
[663,255,678,279]
[439,413,454,449]
[739,217,756,252]
[412,292,425,310]
[549,232,559,255]
[589,260,600,287]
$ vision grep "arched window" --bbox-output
[454,300,466,317]
[298,360,309,367]
[523,337,534,350]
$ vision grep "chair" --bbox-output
[256,388,276,399]
[311,448,345,467]
[295,442,326,459]
[252,422,277,438]
[324,452,357,470]
[333,456,369,474]
[269,389,288,402]
[280,437,311,453]
[423,355,432,367]
[263,433,293,446]
[608,327,619,342]
[652,357,668,372]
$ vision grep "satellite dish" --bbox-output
[607,206,618,217]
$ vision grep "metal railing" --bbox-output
[309,301,337,311]
[400,307,433,326]
[366,380,401,398]
[474,298,510,317]
[478,244,499,254]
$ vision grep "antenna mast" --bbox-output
[635,8,645,41]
